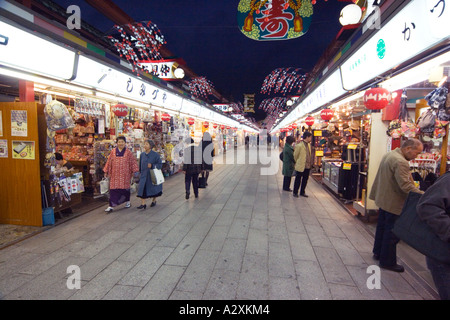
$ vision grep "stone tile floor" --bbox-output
[0,147,439,300]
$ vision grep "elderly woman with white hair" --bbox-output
[137,139,163,209]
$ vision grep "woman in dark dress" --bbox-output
[137,139,163,209]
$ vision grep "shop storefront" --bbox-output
[272,0,450,218]
[0,4,256,226]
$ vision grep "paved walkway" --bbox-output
[0,147,438,300]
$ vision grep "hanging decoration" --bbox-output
[259,97,288,118]
[187,118,195,125]
[161,113,171,121]
[107,21,166,74]
[112,104,129,117]
[305,116,315,127]
[237,0,314,41]
[188,77,214,99]
[203,121,209,128]
[364,87,392,110]
[320,109,334,122]
[261,68,308,95]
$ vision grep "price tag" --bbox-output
[348,144,357,150]
[314,131,322,137]
[315,150,324,157]
[343,163,352,170]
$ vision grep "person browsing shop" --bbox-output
[54,152,73,172]
[370,138,424,272]
[293,131,312,198]
[282,135,296,192]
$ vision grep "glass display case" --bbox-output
[322,159,342,194]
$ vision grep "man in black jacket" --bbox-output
[183,138,203,199]
[417,171,450,300]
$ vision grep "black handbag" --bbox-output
[198,177,206,188]
[393,192,450,264]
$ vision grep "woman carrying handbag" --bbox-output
[137,139,163,209]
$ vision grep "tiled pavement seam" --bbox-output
[0,147,437,300]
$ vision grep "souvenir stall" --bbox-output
[41,97,88,220]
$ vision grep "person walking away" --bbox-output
[201,132,214,187]
[103,136,139,213]
[293,131,313,198]
[183,138,202,199]
[282,135,296,191]
[137,139,163,209]
[417,171,450,300]
[370,138,424,272]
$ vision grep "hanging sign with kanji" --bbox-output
[139,59,183,81]
[237,0,313,41]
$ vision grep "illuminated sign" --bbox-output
[0,21,76,79]
[340,0,450,90]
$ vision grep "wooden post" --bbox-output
[440,124,449,176]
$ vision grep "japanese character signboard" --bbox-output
[237,0,313,41]
[139,59,181,81]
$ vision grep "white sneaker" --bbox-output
[105,207,113,213]
[125,202,131,208]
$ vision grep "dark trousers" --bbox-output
[426,256,450,300]
[293,169,310,195]
[283,176,292,191]
[185,173,199,196]
[373,208,400,267]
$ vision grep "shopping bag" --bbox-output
[100,177,109,194]
[393,192,450,264]
[198,177,206,188]
[130,178,137,194]
[150,169,165,185]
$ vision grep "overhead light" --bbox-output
[95,91,150,109]
[173,67,185,79]
[339,4,362,26]
[380,51,450,91]
[0,67,94,95]
[34,88,77,99]
[439,76,448,87]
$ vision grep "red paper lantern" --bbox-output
[187,118,195,125]
[291,123,297,129]
[161,113,171,121]
[220,125,225,130]
[305,116,315,127]
[203,121,209,128]
[364,87,392,110]
[320,109,334,121]
[213,123,218,129]
[226,126,230,130]
[112,104,129,117]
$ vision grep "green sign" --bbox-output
[377,39,386,59]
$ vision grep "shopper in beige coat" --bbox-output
[370,138,424,272]
[293,131,313,197]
